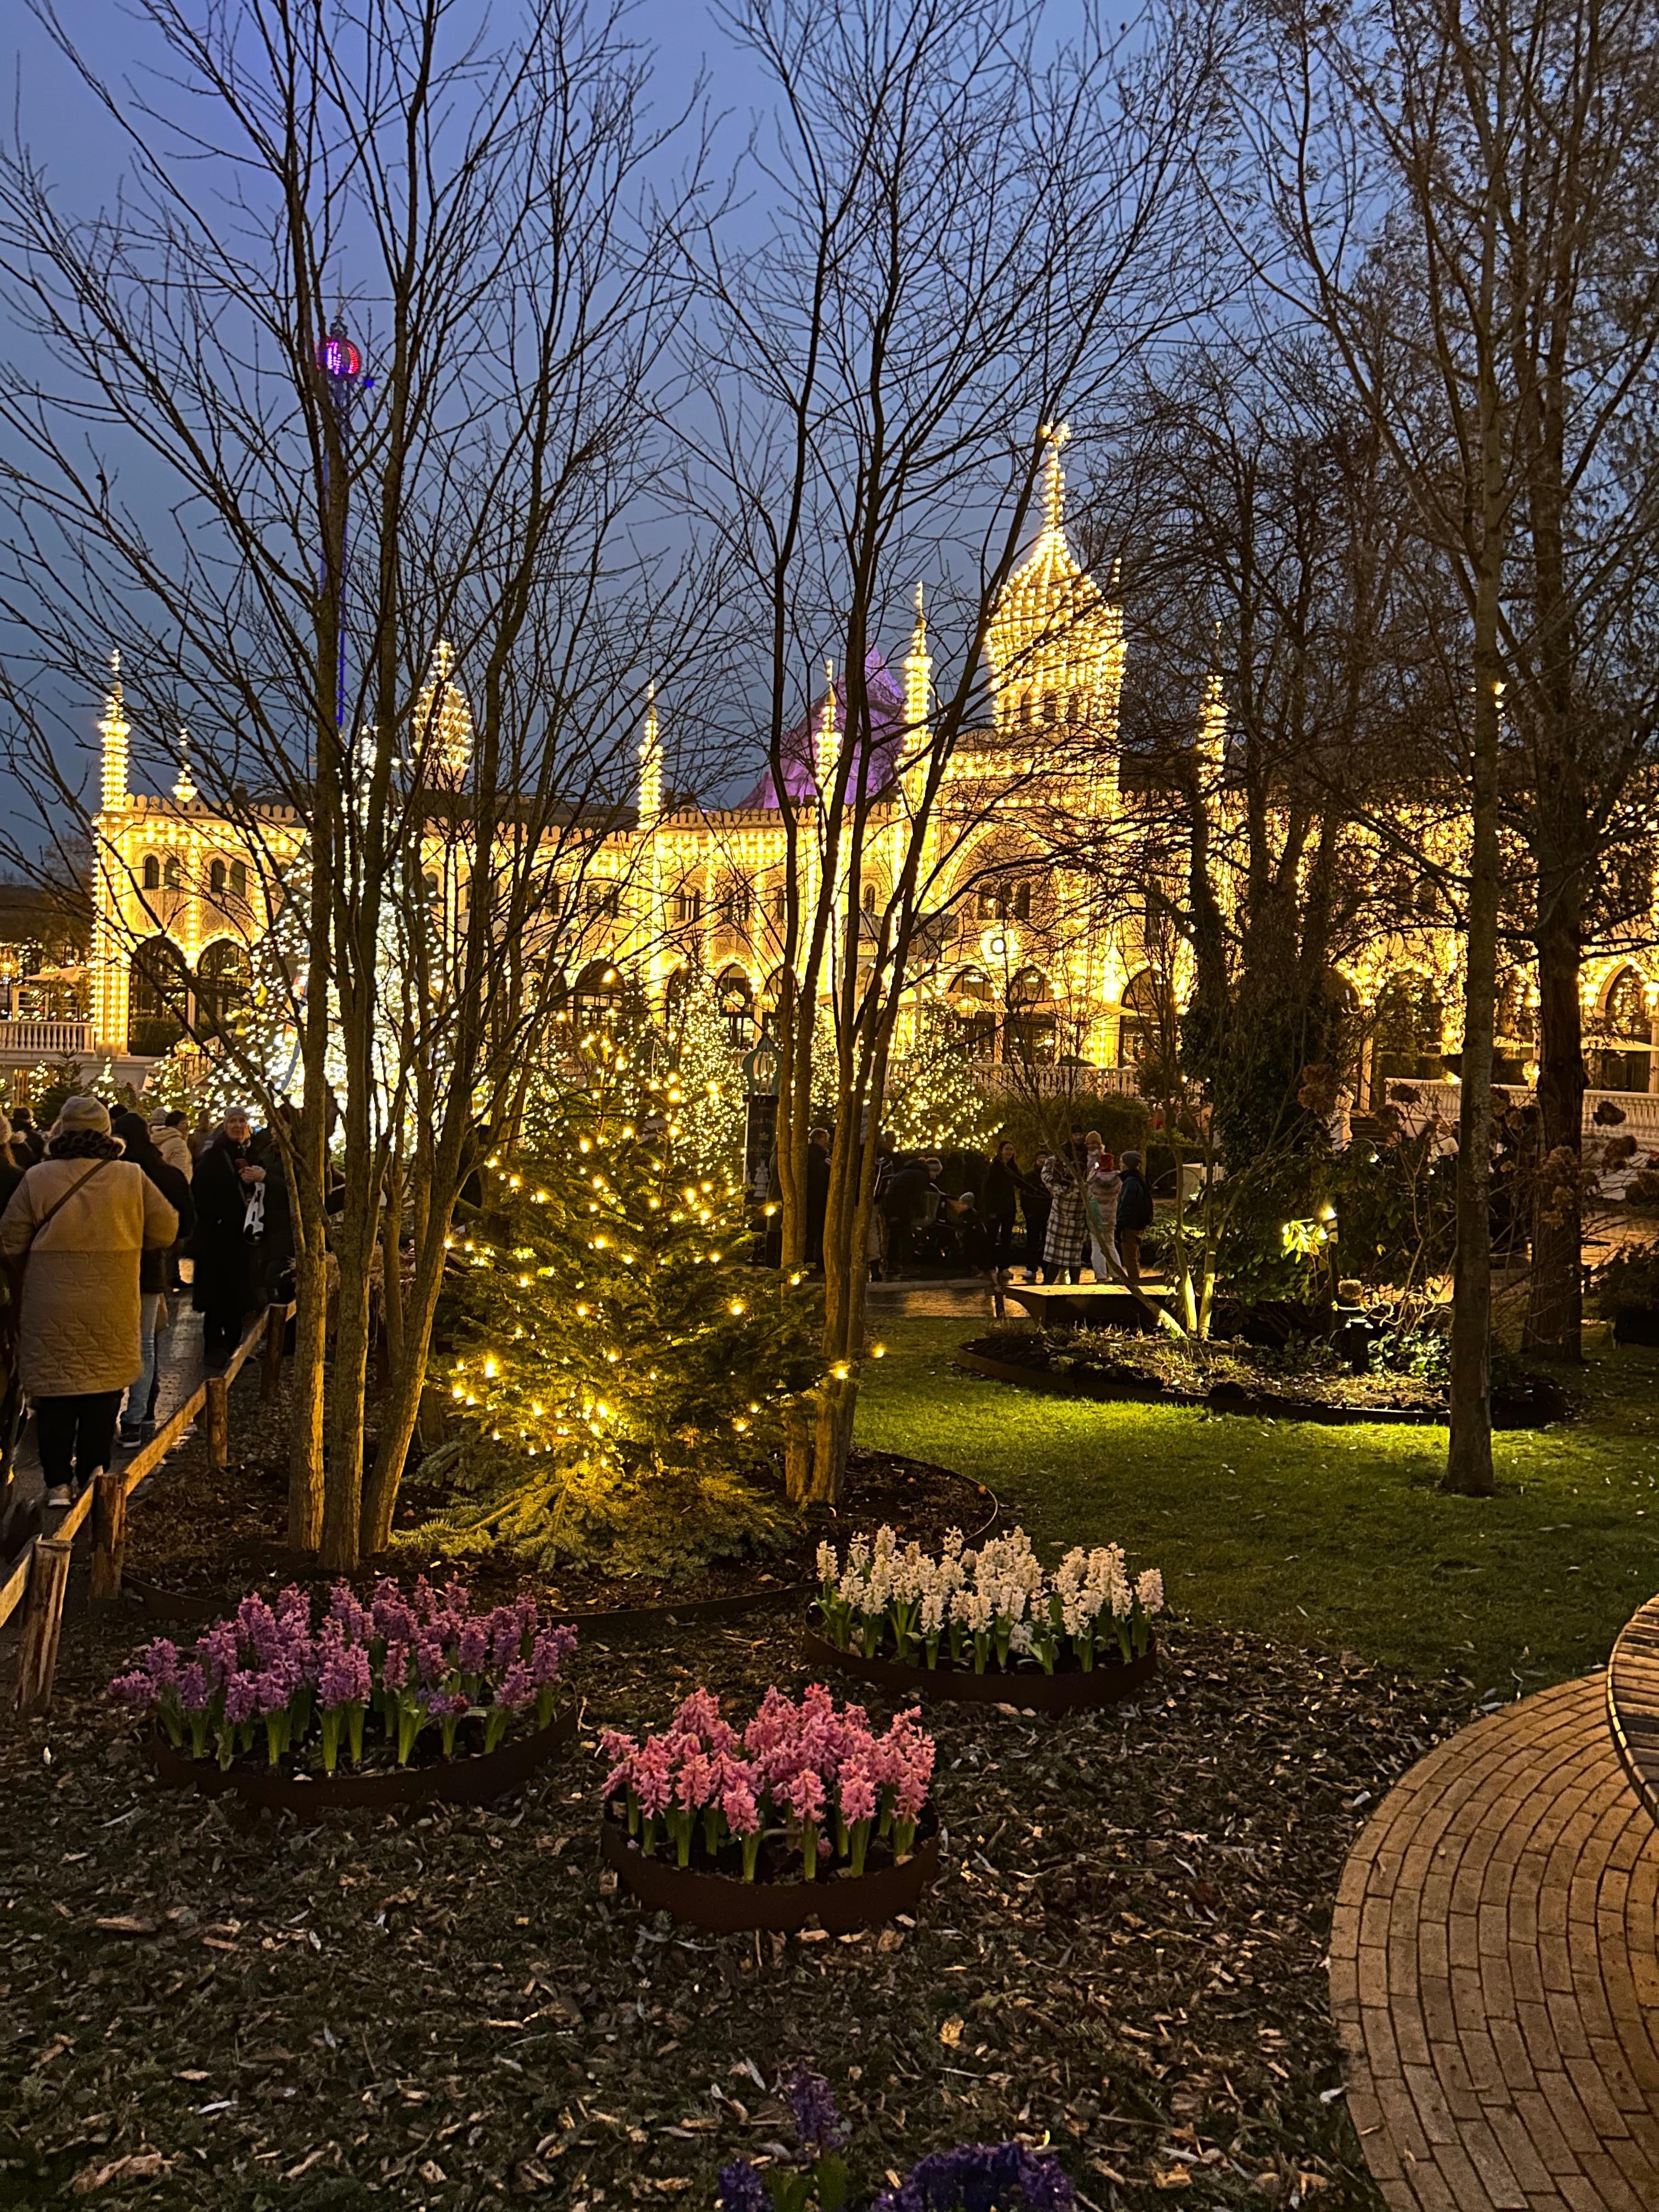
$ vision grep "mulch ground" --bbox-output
[0,1381,1476,2212]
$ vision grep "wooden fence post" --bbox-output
[91,1469,127,1601]
[14,1536,71,1714]
[206,1374,229,1469]
[261,1303,285,1400]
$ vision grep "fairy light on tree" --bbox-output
[420,1032,822,1573]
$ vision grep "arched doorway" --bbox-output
[947,966,997,1060]
[128,935,190,1054]
[1592,967,1652,1092]
[1115,969,1167,1068]
[571,958,630,1036]
[1369,974,1446,1104]
[715,965,754,1047]
[197,939,251,1037]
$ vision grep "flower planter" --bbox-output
[801,1626,1156,1711]
[148,1705,576,1819]
[600,1803,940,1933]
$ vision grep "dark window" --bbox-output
[162,856,181,891]
[674,890,701,926]
[229,859,247,901]
[142,855,161,891]
[210,859,227,895]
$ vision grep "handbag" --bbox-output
[0,1156,121,1353]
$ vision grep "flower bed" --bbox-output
[112,1576,577,1812]
[806,1527,1161,1708]
[600,1685,939,1931]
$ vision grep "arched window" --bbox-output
[716,965,754,1046]
[162,856,181,891]
[949,967,996,1060]
[1116,969,1165,1068]
[1495,972,1536,1086]
[230,859,247,902]
[142,855,161,892]
[197,938,250,1036]
[1592,966,1652,1093]
[209,858,227,896]
[1005,967,1054,1066]
[861,882,877,913]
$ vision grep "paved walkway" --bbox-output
[1330,1676,1659,2212]
[10,1301,206,1502]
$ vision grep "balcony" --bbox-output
[0,1019,94,1060]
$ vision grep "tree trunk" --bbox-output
[286,1231,327,1553]
[1444,642,1503,1497]
[1522,902,1584,1358]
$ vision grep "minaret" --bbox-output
[414,639,472,787]
[1039,419,1070,542]
[173,727,197,805]
[1199,657,1228,785]
[904,584,932,735]
[99,649,130,812]
[816,658,838,793]
[637,682,662,830]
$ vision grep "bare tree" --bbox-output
[1228,0,1659,1488]
[679,0,1218,1502]
[0,0,709,1564]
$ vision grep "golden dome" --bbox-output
[984,425,1122,737]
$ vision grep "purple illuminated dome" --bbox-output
[316,334,362,380]
[742,650,905,809]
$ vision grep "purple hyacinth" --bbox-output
[222,1671,262,1726]
[493,1660,537,1713]
[457,1619,489,1674]
[317,1630,371,1709]
[529,1626,575,1687]
[327,1582,371,1642]
[140,1637,181,1686]
[414,1628,449,1685]
[177,1662,210,1714]
[871,2142,1074,2212]
[784,2066,847,2152]
[715,2163,770,2212]
[109,1670,157,1710]
[196,1622,239,1687]
[420,1686,469,1720]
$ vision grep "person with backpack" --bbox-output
[1116,1148,1154,1286]
[0,1096,178,1506]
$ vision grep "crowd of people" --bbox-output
[866,1127,1154,1285]
[0,1096,297,1513]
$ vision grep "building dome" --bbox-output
[985,425,1123,737]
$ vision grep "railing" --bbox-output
[2,1301,291,1713]
[0,1020,93,1058]
[1381,1079,1659,1148]
[889,1059,1142,1100]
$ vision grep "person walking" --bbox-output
[1116,1148,1153,1286]
[0,1097,178,1506]
[1084,1136,1122,1284]
[880,1154,932,1278]
[983,1139,1021,1277]
[111,1112,195,1444]
[1040,1142,1088,1284]
[149,1109,193,1289]
[192,1107,266,1367]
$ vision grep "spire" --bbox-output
[414,639,472,787]
[99,647,129,812]
[904,583,933,736]
[1039,420,1070,537]
[638,680,662,830]
[817,658,837,792]
[1199,630,1228,778]
[172,726,197,805]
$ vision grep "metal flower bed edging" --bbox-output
[147,1705,577,1820]
[599,1803,940,1933]
[800,1625,1158,1711]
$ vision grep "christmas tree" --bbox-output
[421,1032,823,1575]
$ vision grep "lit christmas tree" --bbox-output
[881,1011,999,1154]
[422,1033,823,1573]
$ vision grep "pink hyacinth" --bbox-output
[778,1765,825,1826]
[633,1736,674,1818]
[721,1775,760,1836]
[327,1583,371,1643]
[317,1628,372,1711]
[222,1671,262,1726]
[837,1756,878,1826]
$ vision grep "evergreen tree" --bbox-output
[424,1034,823,1573]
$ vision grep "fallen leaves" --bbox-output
[71,2150,169,2194]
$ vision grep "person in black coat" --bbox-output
[112,1112,196,1440]
[1116,1147,1154,1286]
[192,1109,264,1368]
[1019,1153,1053,1282]
[983,1139,1021,1276]
[804,1127,832,1268]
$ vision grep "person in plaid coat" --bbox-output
[1040,1143,1088,1283]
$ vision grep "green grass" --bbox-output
[854,1316,1659,1692]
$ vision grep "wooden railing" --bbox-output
[1,1300,292,1714]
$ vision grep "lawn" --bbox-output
[855,1315,1659,1694]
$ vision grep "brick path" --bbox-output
[1329,1677,1659,2211]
